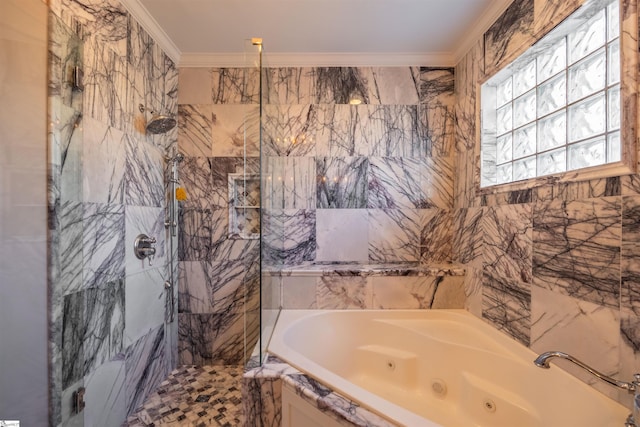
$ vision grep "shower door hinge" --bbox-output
[72,387,86,414]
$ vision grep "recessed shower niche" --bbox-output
[228,173,260,239]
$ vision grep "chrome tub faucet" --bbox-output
[534,351,640,426]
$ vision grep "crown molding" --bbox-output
[180,51,455,68]
[119,0,181,64]
[453,0,514,64]
[121,0,508,68]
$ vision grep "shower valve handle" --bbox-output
[134,234,157,265]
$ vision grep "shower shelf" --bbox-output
[228,173,260,240]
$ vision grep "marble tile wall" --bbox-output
[308,274,465,310]
[454,0,640,404]
[177,66,456,364]
[258,67,456,267]
[48,1,178,426]
[177,66,261,366]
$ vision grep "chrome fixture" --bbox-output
[167,152,184,164]
[164,281,174,322]
[146,114,176,134]
[133,234,156,266]
[139,104,176,134]
[164,151,183,236]
[163,148,182,326]
[534,351,640,426]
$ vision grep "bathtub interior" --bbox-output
[268,309,630,427]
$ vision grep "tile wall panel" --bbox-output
[48,1,178,425]
[455,0,640,404]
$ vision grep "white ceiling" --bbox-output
[121,0,514,67]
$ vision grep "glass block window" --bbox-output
[481,0,620,187]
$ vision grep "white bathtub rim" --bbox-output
[268,309,630,427]
[269,310,453,427]
[270,309,535,426]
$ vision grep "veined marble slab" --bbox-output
[264,262,465,277]
[243,355,397,427]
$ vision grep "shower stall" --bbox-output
[174,38,276,368]
[2,1,275,424]
[45,2,182,425]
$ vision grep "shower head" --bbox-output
[146,114,177,134]
[174,153,184,162]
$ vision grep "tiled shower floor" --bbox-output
[125,365,244,427]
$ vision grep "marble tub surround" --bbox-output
[263,206,455,265]
[48,1,178,425]
[267,261,465,277]
[264,263,466,310]
[243,355,396,427]
[454,0,640,405]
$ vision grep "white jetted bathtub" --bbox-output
[268,309,630,427]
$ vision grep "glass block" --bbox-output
[514,156,536,181]
[513,123,536,159]
[537,38,566,83]
[482,141,497,166]
[569,10,605,64]
[568,92,606,142]
[568,136,606,170]
[608,85,620,131]
[538,110,566,151]
[568,49,605,103]
[496,103,513,135]
[513,60,536,98]
[482,163,497,187]
[497,163,513,184]
[513,90,536,128]
[537,73,566,117]
[496,77,513,107]
[497,134,513,164]
[538,147,566,176]
[608,39,620,85]
[608,1,619,42]
[608,130,620,162]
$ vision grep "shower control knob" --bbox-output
[134,234,157,261]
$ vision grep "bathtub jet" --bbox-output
[269,309,631,427]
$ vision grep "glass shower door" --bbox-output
[240,38,282,366]
[240,38,265,364]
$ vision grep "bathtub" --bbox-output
[268,309,630,427]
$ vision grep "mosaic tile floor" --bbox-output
[125,365,244,427]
